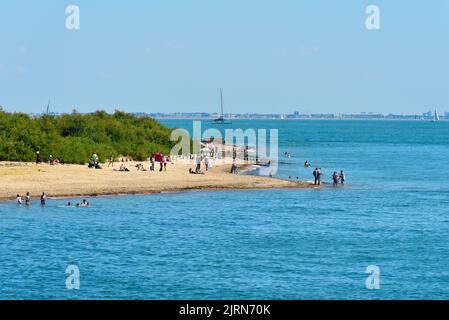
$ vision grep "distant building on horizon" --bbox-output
[423,111,432,119]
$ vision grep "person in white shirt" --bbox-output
[17,194,22,205]
[25,192,31,206]
[195,156,202,173]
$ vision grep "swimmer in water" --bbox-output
[304,161,311,168]
[79,199,89,207]
[17,194,23,206]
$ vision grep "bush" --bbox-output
[0,110,174,163]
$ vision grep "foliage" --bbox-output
[0,110,174,164]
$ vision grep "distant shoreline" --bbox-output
[156,117,447,122]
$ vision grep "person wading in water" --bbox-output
[313,168,318,185]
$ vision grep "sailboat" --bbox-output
[46,98,51,114]
[431,109,440,122]
[213,88,232,124]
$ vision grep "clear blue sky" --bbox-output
[0,0,448,114]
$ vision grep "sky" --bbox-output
[0,0,448,115]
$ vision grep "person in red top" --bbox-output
[153,152,164,171]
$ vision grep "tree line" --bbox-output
[0,109,175,164]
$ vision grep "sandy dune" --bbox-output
[0,160,315,201]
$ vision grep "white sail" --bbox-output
[433,110,440,122]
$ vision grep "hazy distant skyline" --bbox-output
[1,1,448,114]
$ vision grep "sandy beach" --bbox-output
[0,160,315,201]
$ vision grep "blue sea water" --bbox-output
[1,120,449,299]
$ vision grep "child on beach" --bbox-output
[17,194,22,205]
[150,156,155,171]
[25,192,30,206]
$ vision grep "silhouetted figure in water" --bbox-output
[339,170,345,185]
[40,192,47,206]
[332,171,339,187]
[313,168,318,185]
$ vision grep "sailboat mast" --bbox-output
[220,88,224,118]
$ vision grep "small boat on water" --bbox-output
[431,109,440,122]
[213,88,232,124]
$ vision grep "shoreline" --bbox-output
[0,160,316,202]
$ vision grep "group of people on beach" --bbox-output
[101,152,172,172]
[189,155,210,174]
[35,151,63,166]
[150,152,170,172]
[16,192,47,206]
[88,152,103,169]
[312,167,345,186]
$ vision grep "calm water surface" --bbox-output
[1,120,449,299]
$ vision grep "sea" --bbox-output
[1,120,449,299]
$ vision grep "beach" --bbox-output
[0,160,314,201]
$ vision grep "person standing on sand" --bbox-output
[317,168,323,185]
[230,162,238,174]
[195,155,201,173]
[204,157,210,171]
[108,155,114,167]
[313,168,318,185]
[36,151,42,166]
[150,156,155,171]
[339,170,345,185]
[159,158,164,172]
[40,192,47,206]
[163,156,168,172]
[153,152,164,172]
